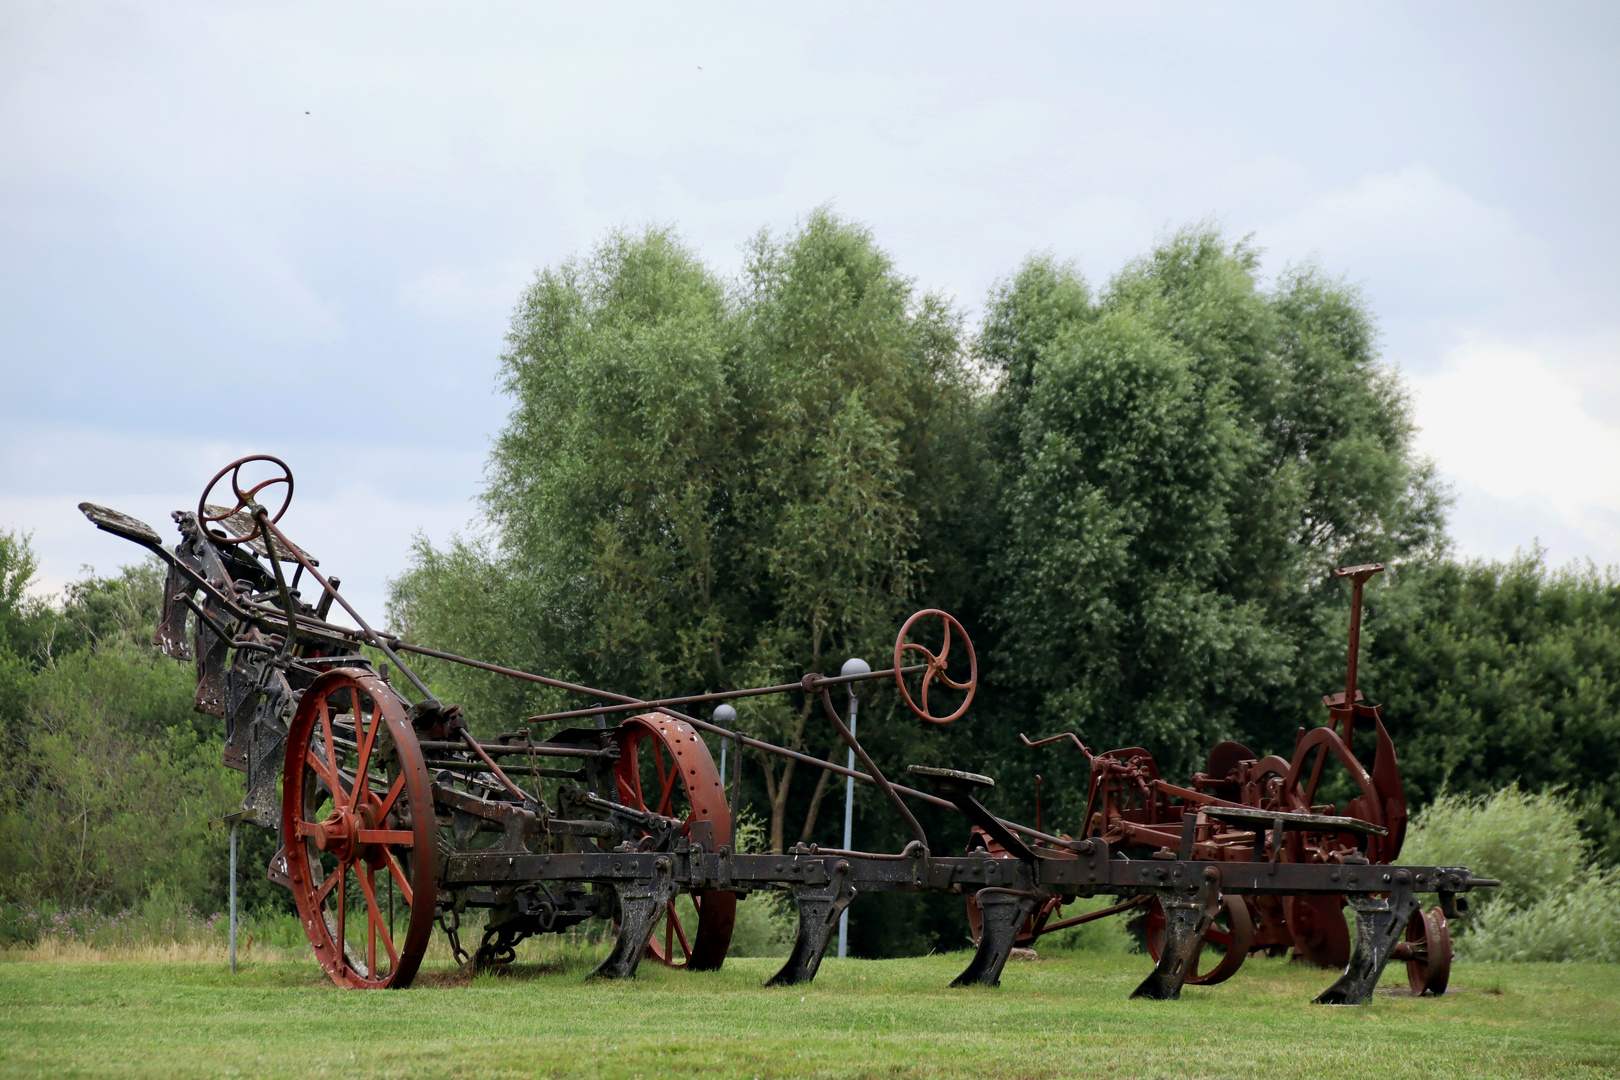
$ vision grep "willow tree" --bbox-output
[391,211,976,853]
[977,230,1446,826]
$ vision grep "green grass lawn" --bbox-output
[2,951,1616,1079]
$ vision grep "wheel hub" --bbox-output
[314,800,380,863]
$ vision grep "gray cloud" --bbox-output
[4,1,1617,614]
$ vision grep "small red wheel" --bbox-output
[282,669,437,989]
[1143,894,1255,985]
[1398,906,1452,996]
[892,609,977,724]
[1284,893,1351,969]
[613,713,735,970]
[198,454,294,545]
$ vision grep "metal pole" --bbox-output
[229,821,238,974]
[714,704,739,834]
[837,657,868,959]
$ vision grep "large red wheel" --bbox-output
[283,669,437,989]
[1284,893,1351,969]
[1143,894,1254,985]
[613,713,735,970]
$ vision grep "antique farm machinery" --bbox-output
[969,564,1454,995]
[80,454,1493,1002]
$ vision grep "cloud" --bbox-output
[1412,340,1620,565]
[1264,164,1549,326]
[398,261,533,324]
[0,425,484,622]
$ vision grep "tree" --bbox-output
[976,228,1447,829]
[1364,551,1620,860]
[392,211,979,853]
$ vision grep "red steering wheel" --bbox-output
[893,609,977,724]
[198,455,294,545]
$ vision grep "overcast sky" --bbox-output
[3,2,1617,622]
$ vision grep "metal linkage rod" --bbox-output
[215,547,1076,852]
[819,687,928,851]
[520,666,926,725]
[669,709,1082,852]
[260,518,438,705]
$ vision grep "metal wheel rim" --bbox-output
[613,713,736,970]
[282,669,437,988]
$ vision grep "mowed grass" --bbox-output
[1,951,1617,1080]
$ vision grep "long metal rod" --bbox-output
[219,531,1077,849]
[459,729,531,801]
[1032,895,1151,937]
[522,666,924,725]
[260,518,438,704]
[838,687,858,960]
[819,688,928,851]
[228,821,238,975]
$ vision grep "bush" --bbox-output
[1403,785,1620,962]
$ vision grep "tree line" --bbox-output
[3,211,1617,956]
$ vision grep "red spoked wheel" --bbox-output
[198,454,294,544]
[892,609,977,724]
[1395,906,1452,996]
[1280,726,1391,863]
[1283,893,1351,969]
[613,713,735,970]
[283,669,437,989]
[1143,894,1255,986]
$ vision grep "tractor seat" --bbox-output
[907,765,995,790]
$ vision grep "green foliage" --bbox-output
[1404,785,1590,912]
[0,548,247,917]
[0,529,42,659]
[1405,786,1620,962]
[1366,552,1620,857]
[395,209,978,853]
[977,228,1447,831]
[0,639,233,910]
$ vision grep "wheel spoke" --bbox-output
[320,702,343,808]
[313,864,341,905]
[305,749,340,795]
[358,867,400,969]
[655,747,679,817]
[376,773,407,819]
[336,867,347,967]
[382,849,415,906]
[354,700,381,799]
[367,869,378,976]
[670,899,692,959]
[651,741,668,807]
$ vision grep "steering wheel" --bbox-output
[198,454,294,545]
[893,609,977,724]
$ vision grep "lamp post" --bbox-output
[836,656,869,958]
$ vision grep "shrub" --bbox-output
[1403,785,1620,962]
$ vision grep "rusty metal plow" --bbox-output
[80,455,1494,1004]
